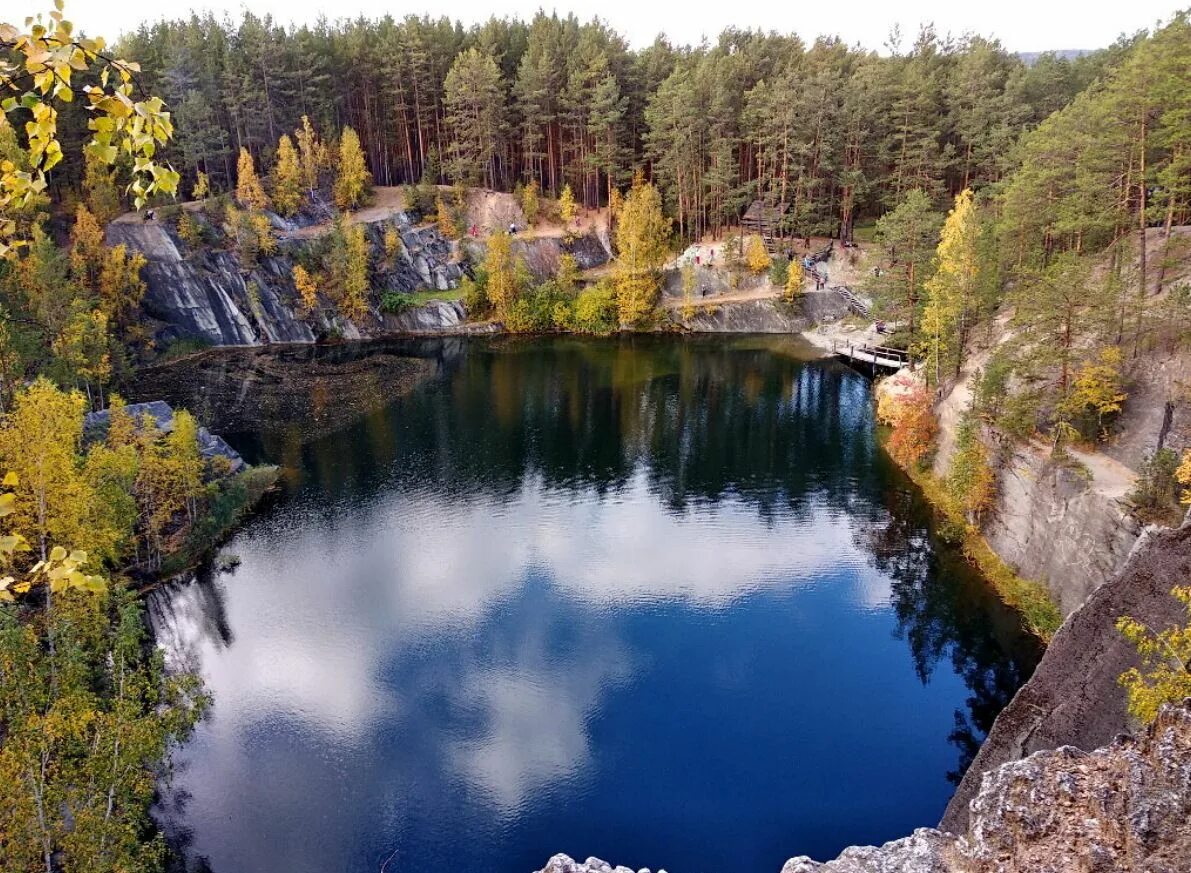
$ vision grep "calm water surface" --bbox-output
[144,335,1038,873]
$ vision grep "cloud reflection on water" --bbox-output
[148,337,1036,873]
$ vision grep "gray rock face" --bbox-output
[107,210,466,348]
[791,702,1191,871]
[781,830,953,873]
[661,266,767,300]
[83,400,245,474]
[941,518,1191,835]
[462,229,610,281]
[983,446,1142,615]
[674,294,849,334]
[380,299,498,335]
[383,299,466,332]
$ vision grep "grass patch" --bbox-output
[903,458,1063,642]
[157,336,214,362]
[380,287,465,314]
[852,222,877,244]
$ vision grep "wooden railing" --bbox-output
[830,339,909,370]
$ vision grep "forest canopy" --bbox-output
[52,11,1134,242]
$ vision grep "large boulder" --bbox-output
[83,400,245,475]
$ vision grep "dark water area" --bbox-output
[143,335,1039,873]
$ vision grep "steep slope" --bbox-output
[940,518,1191,833]
[107,203,467,347]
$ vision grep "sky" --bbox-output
[42,0,1186,52]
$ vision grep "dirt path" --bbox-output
[283,186,409,240]
[800,300,884,353]
[1066,445,1138,501]
[661,286,782,309]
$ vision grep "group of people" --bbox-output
[800,254,829,290]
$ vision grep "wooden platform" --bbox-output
[830,339,909,370]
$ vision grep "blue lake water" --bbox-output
[146,335,1038,873]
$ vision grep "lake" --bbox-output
[143,335,1039,873]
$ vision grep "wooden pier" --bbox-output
[830,339,909,371]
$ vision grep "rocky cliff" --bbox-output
[458,228,611,281]
[537,700,1191,873]
[940,517,1191,834]
[981,445,1142,615]
[788,700,1191,872]
[126,338,457,447]
[107,206,467,347]
[671,289,850,333]
[930,317,1151,619]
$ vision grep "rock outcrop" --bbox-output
[785,701,1191,872]
[940,518,1191,833]
[673,292,850,334]
[106,207,466,347]
[460,229,611,281]
[982,446,1142,615]
[535,856,667,873]
[126,339,451,446]
[83,400,246,473]
[677,299,809,332]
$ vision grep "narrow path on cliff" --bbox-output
[1065,445,1138,501]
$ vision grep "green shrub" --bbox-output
[461,267,490,317]
[1129,447,1182,523]
[975,350,1013,420]
[769,257,790,288]
[505,281,570,333]
[380,291,414,313]
[998,389,1042,440]
[572,282,618,335]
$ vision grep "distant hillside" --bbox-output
[1017,49,1095,65]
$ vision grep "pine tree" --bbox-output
[235,147,271,211]
[867,189,942,342]
[272,134,304,217]
[443,48,506,188]
[334,126,372,210]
